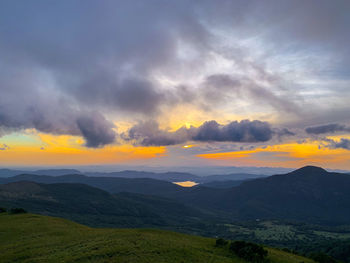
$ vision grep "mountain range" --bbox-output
[0,166,350,225]
[0,181,206,229]
[0,168,265,182]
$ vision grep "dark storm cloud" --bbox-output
[124,121,195,146]
[194,120,272,142]
[0,0,208,145]
[0,66,116,147]
[323,138,350,150]
[201,74,300,114]
[76,74,166,115]
[305,124,350,134]
[331,139,350,150]
[0,0,349,148]
[275,128,295,137]
[76,113,116,148]
[0,0,210,115]
[125,119,273,146]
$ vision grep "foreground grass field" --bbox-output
[0,213,315,263]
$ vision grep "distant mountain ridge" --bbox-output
[0,168,263,183]
[0,174,186,196]
[201,166,350,224]
[0,168,82,178]
[1,166,350,225]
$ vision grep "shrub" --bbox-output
[215,238,228,247]
[230,240,268,263]
[9,208,27,214]
[309,252,338,263]
[0,207,7,213]
[282,247,292,253]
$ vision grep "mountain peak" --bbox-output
[291,166,327,175]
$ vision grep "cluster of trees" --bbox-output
[216,238,268,263]
[309,252,338,263]
[215,238,343,263]
[305,240,350,263]
[0,207,27,214]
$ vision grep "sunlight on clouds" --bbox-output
[197,141,350,170]
[38,133,83,152]
[183,145,195,148]
[0,133,166,166]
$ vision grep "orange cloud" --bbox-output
[0,133,166,166]
[197,141,350,170]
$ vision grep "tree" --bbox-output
[309,252,338,263]
[9,208,27,214]
[230,240,268,263]
[215,238,228,247]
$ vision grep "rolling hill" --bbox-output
[0,181,205,229]
[0,168,263,182]
[200,180,247,188]
[1,166,349,225]
[0,168,81,177]
[0,213,315,263]
[203,166,350,224]
[0,174,185,196]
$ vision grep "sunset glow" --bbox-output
[0,1,349,170]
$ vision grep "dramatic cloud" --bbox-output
[124,119,273,146]
[0,0,350,152]
[305,124,350,134]
[201,74,301,114]
[76,113,116,148]
[274,128,295,137]
[331,139,350,150]
[0,67,116,147]
[194,120,272,142]
[124,121,195,146]
[324,138,350,150]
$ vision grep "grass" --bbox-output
[0,213,315,263]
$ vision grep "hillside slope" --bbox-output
[0,213,315,263]
[0,181,204,228]
[0,174,185,196]
[1,166,349,225]
[221,166,350,224]
[164,166,350,225]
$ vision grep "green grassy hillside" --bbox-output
[0,213,315,263]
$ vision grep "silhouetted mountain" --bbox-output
[203,166,350,225]
[0,168,81,177]
[200,180,246,188]
[87,170,202,182]
[144,166,350,225]
[2,166,349,225]
[0,181,204,228]
[0,169,27,177]
[200,173,265,182]
[0,168,264,182]
[0,174,228,214]
[0,174,186,196]
[31,169,82,176]
[87,171,264,183]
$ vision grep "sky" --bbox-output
[1,0,350,170]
